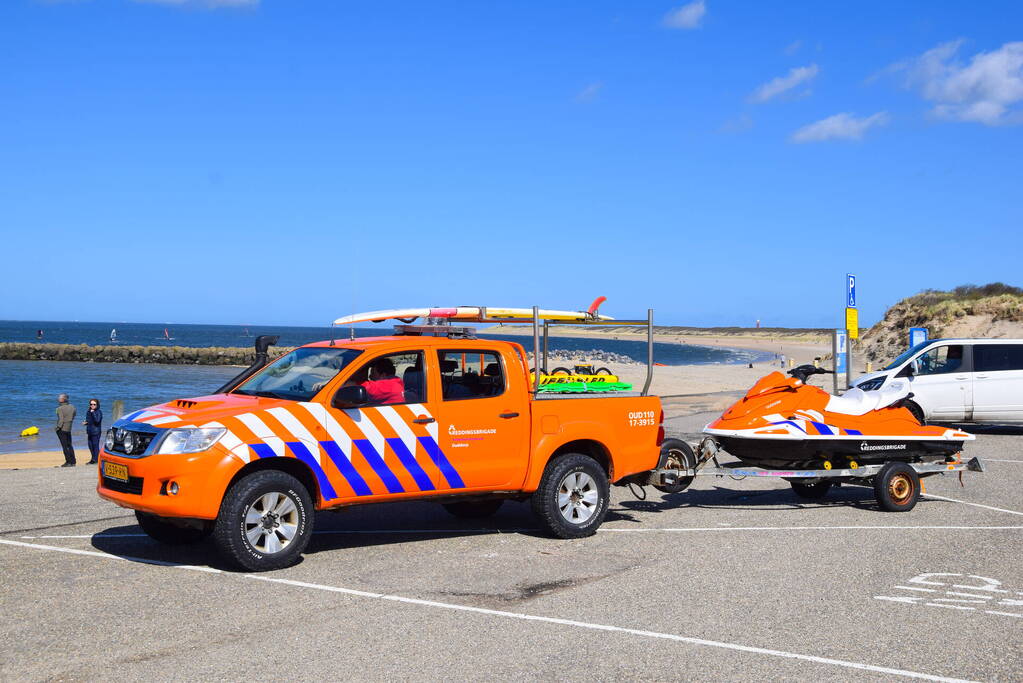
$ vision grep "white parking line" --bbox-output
[0,537,974,683]
[921,494,1023,517]
[980,459,1023,463]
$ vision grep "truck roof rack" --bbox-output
[394,324,477,339]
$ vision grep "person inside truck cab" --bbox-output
[360,357,405,405]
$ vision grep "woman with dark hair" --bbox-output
[83,398,103,464]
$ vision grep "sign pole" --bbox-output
[832,331,839,394]
[845,274,858,391]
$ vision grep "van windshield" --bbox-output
[235,347,363,401]
[883,341,934,371]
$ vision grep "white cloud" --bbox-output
[790,112,889,143]
[131,0,258,7]
[663,1,706,30]
[575,82,604,103]
[749,64,819,103]
[892,40,1023,125]
[784,40,802,56]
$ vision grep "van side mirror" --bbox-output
[896,363,915,378]
[332,385,368,409]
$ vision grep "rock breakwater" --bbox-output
[0,342,294,365]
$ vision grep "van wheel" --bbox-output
[653,439,697,494]
[904,400,926,425]
[874,462,920,512]
[213,470,313,572]
[442,500,503,518]
[135,511,211,545]
[790,481,832,500]
[532,454,610,539]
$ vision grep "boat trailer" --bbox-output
[645,438,986,512]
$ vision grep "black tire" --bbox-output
[904,400,926,425]
[135,511,211,545]
[531,454,610,539]
[594,367,613,375]
[790,481,833,500]
[653,439,697,494]
[550,367,573,375]
[442,500,504,518]
[873,462,920,512]
[213,470,314,572]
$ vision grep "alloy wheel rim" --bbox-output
[557,471,599,524]
[243,491,299,554]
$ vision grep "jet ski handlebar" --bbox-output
[787,364,834,383]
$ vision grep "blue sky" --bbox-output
[1,1,1020,328]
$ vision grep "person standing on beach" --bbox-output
[83,398,102,465]
[56,394,77,467]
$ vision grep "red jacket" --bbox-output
[362,376,405,405]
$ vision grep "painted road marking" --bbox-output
[0,537,975,683]
[876,573,1023,620]
[922,494,1023,517]
[17,525,1023,540]
[980,459,1023,463]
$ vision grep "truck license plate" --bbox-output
[103,461,129,482]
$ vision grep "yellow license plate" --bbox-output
[103,461,129,482]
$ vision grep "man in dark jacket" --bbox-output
[56,393,77,467]
[83,399,103,465]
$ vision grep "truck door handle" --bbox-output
[413,417,435,424]
[955,376,969,380]
[499,412,520,419]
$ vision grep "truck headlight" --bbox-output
[855,376,887,392]
[156,427,226,454]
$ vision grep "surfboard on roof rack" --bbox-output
[332,299,613,326]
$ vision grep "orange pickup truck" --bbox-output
[97,325,671,571]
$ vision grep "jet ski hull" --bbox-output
[711,435,967,469]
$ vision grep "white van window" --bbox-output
[915,345,964,376]
[975,344,1023,372]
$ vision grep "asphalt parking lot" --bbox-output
[1,413,1021,682]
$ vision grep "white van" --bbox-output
[851,339,1023,424]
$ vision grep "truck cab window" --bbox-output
[345,351,425,405]
[437,350,504,400]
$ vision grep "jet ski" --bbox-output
[703,365,974,469]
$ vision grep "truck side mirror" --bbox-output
[332,385,368,409]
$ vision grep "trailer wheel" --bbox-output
[550,367,573,375]
[213,470,314,571]
[789,481,832,500]
[873,462,920,512]
[135,511,211,545]
[442,500,504,518]
[654,439,697,494]
[532,454,610,539]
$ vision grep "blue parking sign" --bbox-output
[846,274,857,308]
[835,330,847,373]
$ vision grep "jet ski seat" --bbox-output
[825,382,910,416]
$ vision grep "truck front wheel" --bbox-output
[532,454,610,539]
[213,470,314,572]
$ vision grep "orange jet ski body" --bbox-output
[703,365,974,469]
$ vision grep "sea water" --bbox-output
[1,320,769,453]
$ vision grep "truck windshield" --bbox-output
[234,347,363,402]
[883,341,934,371]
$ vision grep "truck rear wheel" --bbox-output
[213,470,313,572]
[532,454,610,539]
[135,511,211,545]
